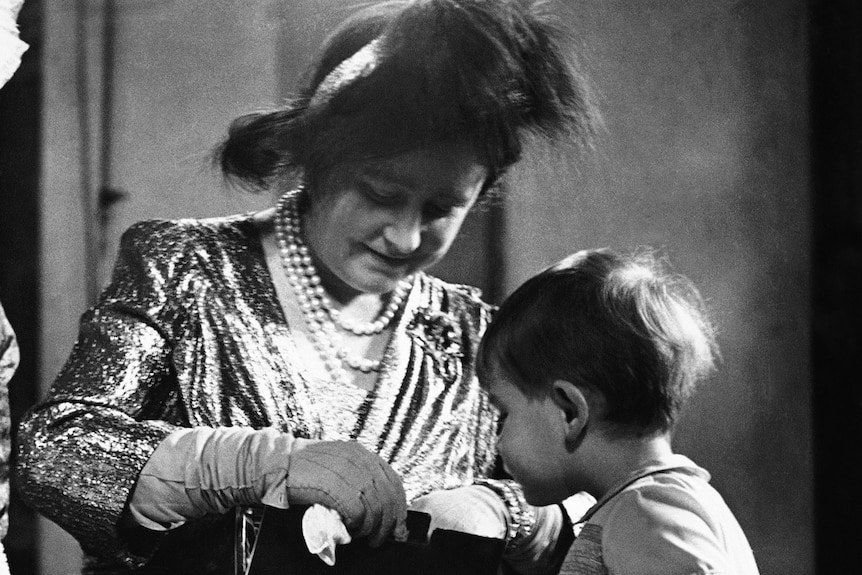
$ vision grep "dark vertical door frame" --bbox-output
[810,0,862,572]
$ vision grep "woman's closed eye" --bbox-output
[360,182,400,205]
[423,194,474,221]
[423,202,458,220]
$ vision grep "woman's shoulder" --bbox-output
[111,214,265,290]
[118,213,260,259]
[408,274,494,358]
[415,273,496,318]
[122,212,258,244]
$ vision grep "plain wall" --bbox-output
[38,1,281,573]
[506,1,812,573]
[36,1,812,574]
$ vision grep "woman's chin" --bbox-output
[363,275,408,295]
[342,268,408,296]
[347,260,416,294]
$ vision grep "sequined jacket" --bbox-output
[16,215,498,574]
[1,301,17,550]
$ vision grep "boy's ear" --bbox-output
[551,379,590,449]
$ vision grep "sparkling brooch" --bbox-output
[407,309,464,378]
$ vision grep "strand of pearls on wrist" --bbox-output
[274,190,411,380]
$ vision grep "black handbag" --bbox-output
[238,506,506,575]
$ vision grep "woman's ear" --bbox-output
[551,379,590,450]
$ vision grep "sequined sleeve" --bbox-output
[15,221,190,566]
[0,301,18,544]
[457,285,499,480]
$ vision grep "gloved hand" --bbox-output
[126,428,408,547]
[410,483,573,575]
[287,440,408,547]
[408,485,509,539]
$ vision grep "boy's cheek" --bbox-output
[494,439,515,475]
[508,466,551,505]
[496,442,527,485]
[498,454,515,479]
[520,484,547,507]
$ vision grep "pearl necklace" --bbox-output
[274,190,411,382]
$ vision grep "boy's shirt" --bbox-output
[561,454,759,575]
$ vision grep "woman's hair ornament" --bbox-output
[309,38,384,108]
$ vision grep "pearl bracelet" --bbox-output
[474,478,537,549]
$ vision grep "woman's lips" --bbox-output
[365,246,413,268]
[372,254,411,271]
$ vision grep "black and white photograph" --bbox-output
[1,1,859,574]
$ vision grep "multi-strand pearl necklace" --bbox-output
[274,190,411,383]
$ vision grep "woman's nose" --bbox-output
[382,210,422,255]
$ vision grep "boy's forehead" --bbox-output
[480,358,504,387]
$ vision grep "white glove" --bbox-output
[409,484,570,575]
[409,484,509,539]
[126,427,407,546]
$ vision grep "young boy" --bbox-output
[477,248,759,575]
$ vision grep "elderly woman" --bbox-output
[16,1,598,573]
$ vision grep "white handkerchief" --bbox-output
[562,491,596,523]
[301,505,352,566]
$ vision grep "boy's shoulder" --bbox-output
[562,457,759,575]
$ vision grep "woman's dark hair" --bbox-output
[477,249,718,435]
[216,0,599,192]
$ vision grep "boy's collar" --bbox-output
[575,453,709,524]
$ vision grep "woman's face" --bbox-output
[303,142,487,296]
